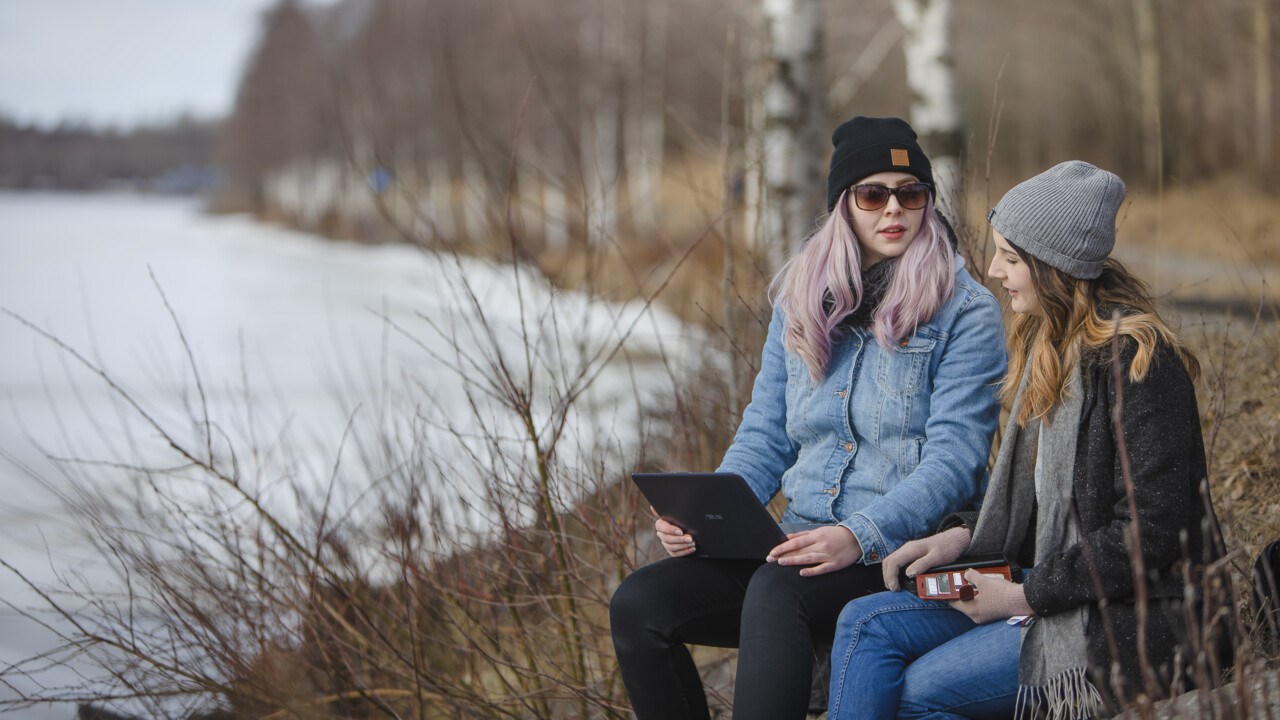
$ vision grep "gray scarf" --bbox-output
[969,363,1103,719]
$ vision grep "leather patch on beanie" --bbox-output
[891,148,910,166]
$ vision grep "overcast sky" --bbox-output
[0,0,313,128]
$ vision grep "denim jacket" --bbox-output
[717,261,1006,564]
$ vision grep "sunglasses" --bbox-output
[850,182,931,211]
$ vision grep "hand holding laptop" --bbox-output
[633,472,832,561]
[650,506,697,558]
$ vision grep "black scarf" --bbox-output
[839,257,898,329]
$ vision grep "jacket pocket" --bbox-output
[900,435,925,475]
[874,333,937,397]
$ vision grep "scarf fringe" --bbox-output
[1015,668,1104,720]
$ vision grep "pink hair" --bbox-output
[771,190,956,381]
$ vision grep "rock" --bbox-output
[1111,668,1280,719]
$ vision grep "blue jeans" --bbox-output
[828,590,1021,720]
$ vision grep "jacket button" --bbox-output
[834,389,846,398]
[869,551,880,561]
[826,488,838,496]
[898,337,909,347]
[843,442,854,452]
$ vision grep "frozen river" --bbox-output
[0,192,693,718]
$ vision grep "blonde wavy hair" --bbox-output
[1002,248,1200,424]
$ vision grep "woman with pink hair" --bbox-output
[611,116,1007,720]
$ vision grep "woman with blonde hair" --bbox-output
[827,161,1219,719]
[610,116,1006,719]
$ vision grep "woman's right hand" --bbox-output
[882,526,971,590]
[652,507,696,557]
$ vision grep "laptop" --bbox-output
[631,471,822,559]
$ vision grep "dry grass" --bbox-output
[1186,311,1280,567]
[526,155,774,331]
[1116,179,1280,304]
[540,157,1280,326]
[1121,177,1280,261]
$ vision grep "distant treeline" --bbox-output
[217,0,1279,187]
[0,116,221,193]
[210,0,1276,242]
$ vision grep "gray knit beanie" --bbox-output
[988,160,1125,279]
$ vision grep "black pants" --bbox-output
[609,556,886,720]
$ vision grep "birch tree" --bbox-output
[427,157,459,241]
[542,170,570,252]
[581,0,624,247]
[890,0,962,215]
[1255,0,1273,184]
[462,155,490,243]
[533,141,569,253]
[624,0,667,238]
[742,6,767,254]
[761,0,826,263]
[1132,0,1163,187]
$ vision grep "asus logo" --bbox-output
[705,513,723,520]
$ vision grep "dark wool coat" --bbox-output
[946,337,1222,708]
[1024,338,1217,706]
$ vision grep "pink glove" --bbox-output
[949,569,1034,624]
[882,527,971,590]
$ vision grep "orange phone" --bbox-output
[902,555,1022,601]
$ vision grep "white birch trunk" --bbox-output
[891,0,962,215]
[339,127,372,228]
[543,169,569,253]
[427,158,457,242]
[742,7,767,255]
[462,155,490,243]
[514,161,538,242]
[1132,0,1162,187]
[720,26,742,415]
[761,0,826,263]
[311,160,341,230]
[624,0,667,238]
[1255,0,1273,183]
[516,139,566,251]
[578,3,599,247]
[581,0,622,247]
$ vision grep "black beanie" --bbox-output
[826,116,933,211]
